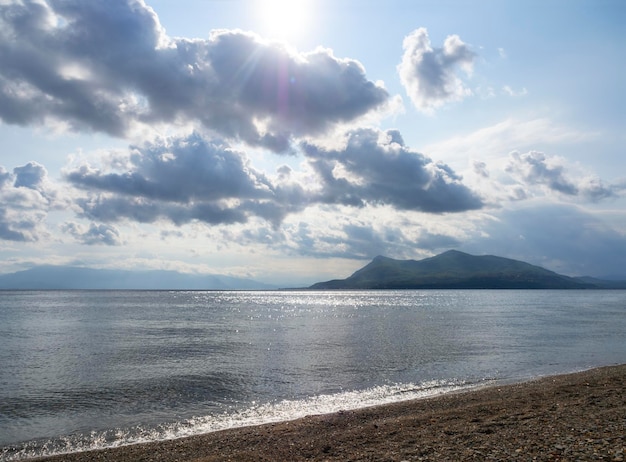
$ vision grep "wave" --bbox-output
[1,378,490,461]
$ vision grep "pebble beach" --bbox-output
[29,364,625,461]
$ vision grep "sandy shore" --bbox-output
[32,364,625,461]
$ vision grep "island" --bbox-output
[310,250,625,290]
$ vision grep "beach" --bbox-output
[30,364,625,461]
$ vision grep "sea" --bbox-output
[1,289,625,460]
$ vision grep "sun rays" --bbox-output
[253,0,314,44]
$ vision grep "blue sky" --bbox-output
[1,0,625,285]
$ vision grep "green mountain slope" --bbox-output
[310,250,597,289]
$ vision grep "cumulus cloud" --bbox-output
[67,136,273,203]
[506,151,625,201]
[303,128,483,213]
[65,133,290,225]
[13,161,48,191]
[64,128,482,228]
[321,222,460,260]
[0,166,11,188]
[398,27,475,112]
[62,222,122,245]
[506,151,578,195]
[0,0,388,150]
[0,162,56,241]
[290,221,405,260]
[221,207,467,262]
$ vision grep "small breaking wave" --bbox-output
[1,378,489,461]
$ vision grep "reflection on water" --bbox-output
[1,290,625,460]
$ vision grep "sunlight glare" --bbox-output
[254,0,313,44]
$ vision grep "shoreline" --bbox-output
[25,364,626,461]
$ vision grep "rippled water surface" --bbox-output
[1,290,625,460]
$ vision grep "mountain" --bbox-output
[573,276,626,290]
[309,250,603,290]
[0,266,276,290]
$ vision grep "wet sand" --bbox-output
[33,364,625,461]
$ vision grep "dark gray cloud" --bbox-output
[66,133,283,225]
[67,135,273,203]
[303,128,483,213]
[229,218,463,262]
[75,194,251,226]
[13,161,47,190]
[462,204,626,279]
[506,151,625,201]
[506,151,578,195]
[65,128,482,228]
[0,0,388,150]
[415,231,462,250]
[0,208,32,241]
[296,223,398,260]
[228,221,398,261]
[398,28,475,112]
[62,222,122,246]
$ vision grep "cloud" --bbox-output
[420,117,599,171]
[462,204,626,279]
[0,208,34,241]
[65,127,482,228]
[502,85,528,97]
[0,0,388,150]
[472,161,490,178]
[67,136,273,203]
[0,162,54,241]
[13,161,48,190]
[221,209,463,262]
[62,222,122,245]
[0,166,11,188]
[290,221,406,260]
[329,222,461,260]
[398,27,475,112]
[65,133,285,225]
[303,128,483,213]
[506,151,625,201]
[506,151,578,195]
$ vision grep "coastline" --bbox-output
[28,364,625,461]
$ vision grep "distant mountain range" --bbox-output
[0,266,276,290]
[310,250,626,290]
[3,252,625,290]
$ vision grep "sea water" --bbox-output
[1,289,625,460]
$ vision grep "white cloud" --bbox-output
[62,128,482,231]
[502,85,528,97]
[0,162,66,242]
[62,222,122,246]
[420,117,597,169]
[1,0,623,284]
[505,150,625,201]
[0,1,389,151]
[397,27,476,113]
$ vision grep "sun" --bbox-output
[254,0,313,44]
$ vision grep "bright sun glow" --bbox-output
[254,0,313,43]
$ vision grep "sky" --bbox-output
[0,0,625,286]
